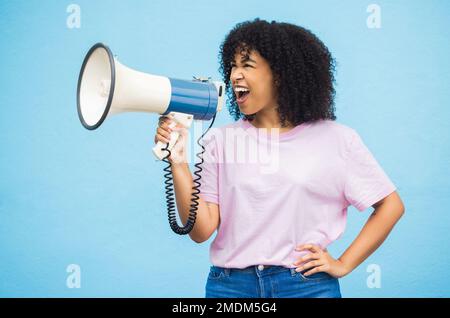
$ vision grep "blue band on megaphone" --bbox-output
[163,78,218,120]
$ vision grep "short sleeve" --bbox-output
[344,130,397,212]
[198,133,219,204]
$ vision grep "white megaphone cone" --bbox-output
[77,43,225,160]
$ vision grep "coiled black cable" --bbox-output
[161,112,217,235]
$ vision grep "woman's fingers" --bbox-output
[292,244,324,270]
[155,132,171,144]
[295,244,322,254]
[158,116,174,129]
[303,265,327,277]
[158,115,171,123]
[295,259,324,272]
[154,116,173,144]
[159,121,173,132]
[155,127,185,144]
[154,116,189,164]
[157,126,172,138]
[292,253,320,266]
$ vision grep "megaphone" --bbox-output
[76,42,225,160]
[77,43,225,235]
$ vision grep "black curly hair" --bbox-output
[218,18,337,127]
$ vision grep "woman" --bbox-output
[154,19,405,298]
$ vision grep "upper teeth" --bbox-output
[235,87,249,92]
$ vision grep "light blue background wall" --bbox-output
[0,0,449,297]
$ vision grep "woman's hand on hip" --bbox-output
[292,244,350,279]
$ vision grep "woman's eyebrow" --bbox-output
[243,57,256,63]
[231,57,257,64]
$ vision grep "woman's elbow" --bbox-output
[190,232,212,244]
[192,237,208,244]
[396,195,406,217]
[386,191,406,217]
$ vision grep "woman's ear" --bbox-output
[274,74,281,87]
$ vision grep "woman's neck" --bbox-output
[251,111,294,131]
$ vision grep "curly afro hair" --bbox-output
[218,18,337,127]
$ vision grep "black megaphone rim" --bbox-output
[76,42,116,130]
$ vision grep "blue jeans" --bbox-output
[205,265,341,298]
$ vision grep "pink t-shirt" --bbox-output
[199,118,396,269]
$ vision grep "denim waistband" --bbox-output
[211,265,297,277]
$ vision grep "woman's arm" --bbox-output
[294,191,405,278]
[171,162,220,243]
[337,191,405,274]
[154,116,220,243]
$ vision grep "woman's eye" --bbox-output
[230,64,252,70]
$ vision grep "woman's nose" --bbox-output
[231,70,244,82]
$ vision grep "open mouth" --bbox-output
[235,87,250,103]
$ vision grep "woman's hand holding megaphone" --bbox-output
[154,116,188,164]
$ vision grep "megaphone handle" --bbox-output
[153,125,180,161]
